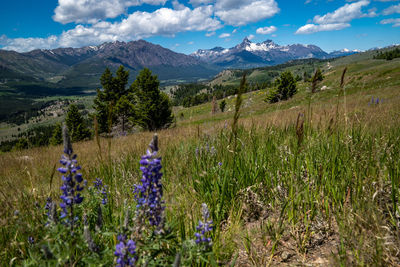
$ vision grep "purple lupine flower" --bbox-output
[28,236,35,245]
[376,97,380,104]
[45,197,58,225]
[58,125,86,225]
[371,96,374,105]
[114,234,136,266]
[94,178,108,205]
[133,134,165,228]
[195,203,213,248]
[218,162,222,167]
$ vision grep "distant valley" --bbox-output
[0,38,362,127]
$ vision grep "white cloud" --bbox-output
[172,0,187,10]
[380,18,400,26]
[214,0,279,26]
[296,0,374,34]
[189,0,214,6]
[219,32,231,38]
[313,0,371,24]
[295,23,350,34]
[247,34,255,40]
[256,25,277,34]
[2,6,222,52]
[232,28,237,33]
[383,3,400,14]
[53,0,167,24]
[188,41,194,44]
[205,31,216,36]
[1,35,59,52]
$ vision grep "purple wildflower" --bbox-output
[133,134,165,228]
[45,197,58,225]
[58,125,85,225]
[94,178,108,205]
[114,234,137,266]
[195,203,213,248]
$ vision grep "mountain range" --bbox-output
[0,40,219,91]
[0,38,360,94]
[191,38,360,68]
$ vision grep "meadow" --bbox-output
[0,54,400,266]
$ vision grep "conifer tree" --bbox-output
[130,68,174,131]
[266,71,297,103]
[93,66,130,133]
[49,123,63,145]
[65,104,91,142]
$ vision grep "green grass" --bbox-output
[1,51,400,265]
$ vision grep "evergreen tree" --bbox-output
[130,68,174,131]
[49,123,63,146]
[93,66,130,133]
[65,104,91,142]
[115,94,137,133]
[266,71,297,103]
[219,100,226,112]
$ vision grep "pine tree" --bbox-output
[93,66,130,133]
[219,100,226,112]
[130,68,174,131]
[266,71,297,103]
[115,94,136,133]
[65,104,91,142]
[49,123,63,145]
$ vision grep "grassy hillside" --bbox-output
[0,52,400,265]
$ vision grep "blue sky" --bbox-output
[0,0,399,54]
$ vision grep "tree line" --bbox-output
[374,47,400,60]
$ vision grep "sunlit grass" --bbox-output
[1,55,400,265]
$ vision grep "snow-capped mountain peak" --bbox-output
[190,39,360,69]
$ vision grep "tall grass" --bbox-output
[1,60,400,265]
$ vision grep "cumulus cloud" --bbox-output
[383,3,400,15]
[380,18,400,26]
[53,0,167,24]
[1,35,59,52]
[3,6,222,52]
[219,33,231,38]
[172,0,187,10]
[296,0,374,34]
[214,0,279,26]
[313,1,372,24]
[295,23,350,34]
[256,25,277,34]
[189,0,214,6]
[2,0,282,52]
